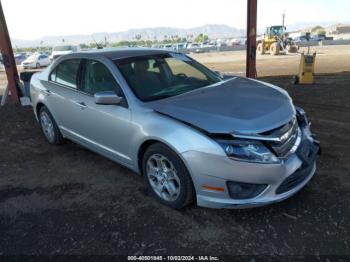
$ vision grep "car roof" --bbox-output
[76,48,172,60]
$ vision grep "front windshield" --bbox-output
[53,45,73,51]
[270,26,284,36]
[115,53,221,101]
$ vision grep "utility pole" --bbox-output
[282,10,286,41]
[246,0,257,78]
[0,0,20,104]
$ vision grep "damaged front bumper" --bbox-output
[182,124,320,209]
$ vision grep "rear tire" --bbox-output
[257,43,265,55]
[142,143,195,209]
[38,106,64,145]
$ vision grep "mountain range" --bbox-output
[11,22,349,48]
[12,24,245,48]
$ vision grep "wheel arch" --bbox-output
[36,102,46,117]
[137,138,186,176]
[35,102,56,124]
[137,138,197,206]
[137,139,159,175]
[136,136,199,180]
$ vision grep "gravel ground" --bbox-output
[0,73,349,258]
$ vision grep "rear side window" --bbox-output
[50,59,81,89]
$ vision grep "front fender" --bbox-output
[129,110,225,173]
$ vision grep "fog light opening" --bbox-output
[227,181,267,200]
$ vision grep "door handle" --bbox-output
[44,89,51,95]
[75,101,87,109]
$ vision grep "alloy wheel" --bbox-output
[146,154,181,202]
[40,112,55,143]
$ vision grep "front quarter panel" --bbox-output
[129,108,225,173]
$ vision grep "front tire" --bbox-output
[142,143,195,209]
[270,43,280,55]
[39,106,64,145]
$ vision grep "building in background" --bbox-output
[327,23,350,34]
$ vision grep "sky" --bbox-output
[2,0,350,40]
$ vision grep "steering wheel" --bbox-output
[176,73,187,78]
[183,76,198,85]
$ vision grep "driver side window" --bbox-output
[81,60,122,96]
[165,57,207,81]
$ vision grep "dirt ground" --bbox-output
[191,45,350,77]
[0,73,349,258]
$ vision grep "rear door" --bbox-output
[44,59,86,140]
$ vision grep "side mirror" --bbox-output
[94,91,123,105]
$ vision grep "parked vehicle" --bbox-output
[186,43,201,53]
[310,35,326,41]
[186,43,200,49]
[21,53,51,69]
[14,53,27,65]
[162,44,173,50]
[172,43,185,51]
[50,45,77,60]
[200,42,216,48]
[30,49,320,209]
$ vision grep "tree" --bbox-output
[311,26,324,33]
[195,33,209,42]
[79,43,89,50]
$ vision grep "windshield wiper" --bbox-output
[143,94,174,101]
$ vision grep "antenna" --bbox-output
[91,36,103,49]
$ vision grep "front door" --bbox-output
[71,59,132,165]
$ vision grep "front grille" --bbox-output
[263,118,299,158]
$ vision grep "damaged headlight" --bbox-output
[295,106,310,127]
[217,139,280,164]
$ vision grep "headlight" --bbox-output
[295,106,310,127]
[217,139,280,164]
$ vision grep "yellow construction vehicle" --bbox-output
[257,25,298,55]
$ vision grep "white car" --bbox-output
[21,54,50,69]
[50,45,78,61]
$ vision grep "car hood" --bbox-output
[145,77,295,134]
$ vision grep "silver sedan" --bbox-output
[30,48,320,209]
